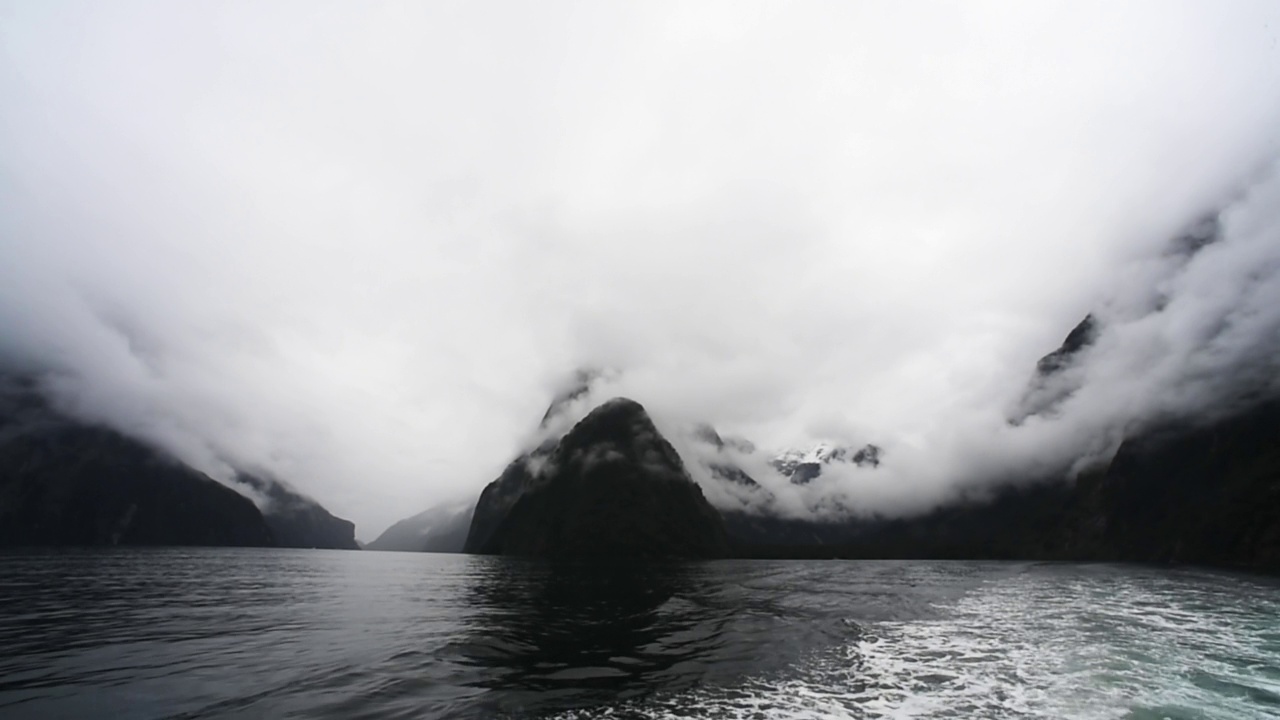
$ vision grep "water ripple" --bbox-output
[1,550,1277,719]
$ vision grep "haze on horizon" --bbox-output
[3,1,1280,540]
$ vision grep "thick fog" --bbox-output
[3,1,1279,537]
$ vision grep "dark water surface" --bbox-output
[2,549,1279,719]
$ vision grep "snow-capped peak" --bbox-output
[771,442,883,484]
[773,442,848,467]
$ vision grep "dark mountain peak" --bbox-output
[581,394,644,419]
[557,397,677,466]
[464,396,730,559]
[1010,314,1101,424]
[1035,314,1099,376]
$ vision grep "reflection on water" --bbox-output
[462,561,710,686]
[454,560,780,714]
[1,549,1278,719]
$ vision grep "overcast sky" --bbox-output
[3,1,1280,539]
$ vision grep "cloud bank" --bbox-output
[2,1,1280,536]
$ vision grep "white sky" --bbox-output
[3,1,1280,539]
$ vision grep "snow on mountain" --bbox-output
[771,442,882,485]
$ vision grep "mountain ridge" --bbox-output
[464,397,731,559]
[0,373,358,549]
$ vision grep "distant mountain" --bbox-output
[688,423,765,490]
[464,398,730,559]
[771,442,883,485]
[366,500,474,553]
[237,473,358,550]
[0,374,357,549]
[687,422,884,492]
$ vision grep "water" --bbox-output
[1,550,1279,719]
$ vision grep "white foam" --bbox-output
[551,568,1280,719]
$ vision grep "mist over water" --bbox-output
[3,549,1278,719]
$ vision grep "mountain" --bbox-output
[688,423,765,490]
[237,473,359,550]
[373,371,604,555]
[729,316,1280,570]
[383,383,760,557]
[366,500,474,553]
[1008,314,1099,423]
[438,223,1277,570]
[743,401,1280,572]
[732,298,1280,571]
[0,376,273,547]
[687,423,882,491]
[725,207,1278,570]
[0,374,357,549]
[462,439,557,555]
[1057,402,1280,568]
[464,398,731,559]
[771,443,883,485]
[1011,212,1224,425]
[809,211,1263,569]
